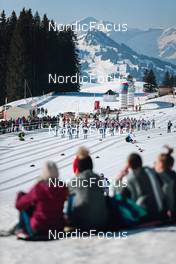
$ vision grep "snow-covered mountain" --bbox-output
[75,17,176,65]
[158,28,176,63]
[118,27,176,65]
[78,28,176,83]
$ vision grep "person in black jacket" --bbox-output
[68,151,108,231]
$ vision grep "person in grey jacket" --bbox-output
[115,153,167,221]
[68,154,108,231]
[154,146,176,219]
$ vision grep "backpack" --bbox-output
[106,194,147,229]
[144,168,175,215]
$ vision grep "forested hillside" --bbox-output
[0,9,80,105]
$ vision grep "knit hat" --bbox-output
[73,146,90,175]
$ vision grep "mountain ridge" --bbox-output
[75,17,176,65]
[77,28,176,83]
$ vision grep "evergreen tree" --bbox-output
[162,71,176,87]
[33,11,41,95]
[0,10,7,105]
[143,69,157,92]
[148,69,157,87]
[6,22,27,101]
[1,9,80,104]
[57,27,80,92]
[7,11,17,39]
[143,69,149,83]
[169,74,174,87]
[174,75,176,87]
[162,71,171,87]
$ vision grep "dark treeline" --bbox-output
[143,69,176,92]
[0,9,80,105]
[162,71,176,88]
[143,69,157,92]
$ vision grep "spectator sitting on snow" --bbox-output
[68,151,108,231]
[154,146,176,220]
[115,153,168,221]
[14,161,68,239]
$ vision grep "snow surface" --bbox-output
[0,96,176,263]
[4,81,147,115]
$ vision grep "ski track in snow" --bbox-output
[0,135,122,189]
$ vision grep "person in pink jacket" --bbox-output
[15,161,68,239]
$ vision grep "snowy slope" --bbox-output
[0,105,176,225]
[5,87,175,115]
[1,105,176,207]
[4,80,146,113]
[0,97,176,263]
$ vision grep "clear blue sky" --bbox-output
[1,0,176,29]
